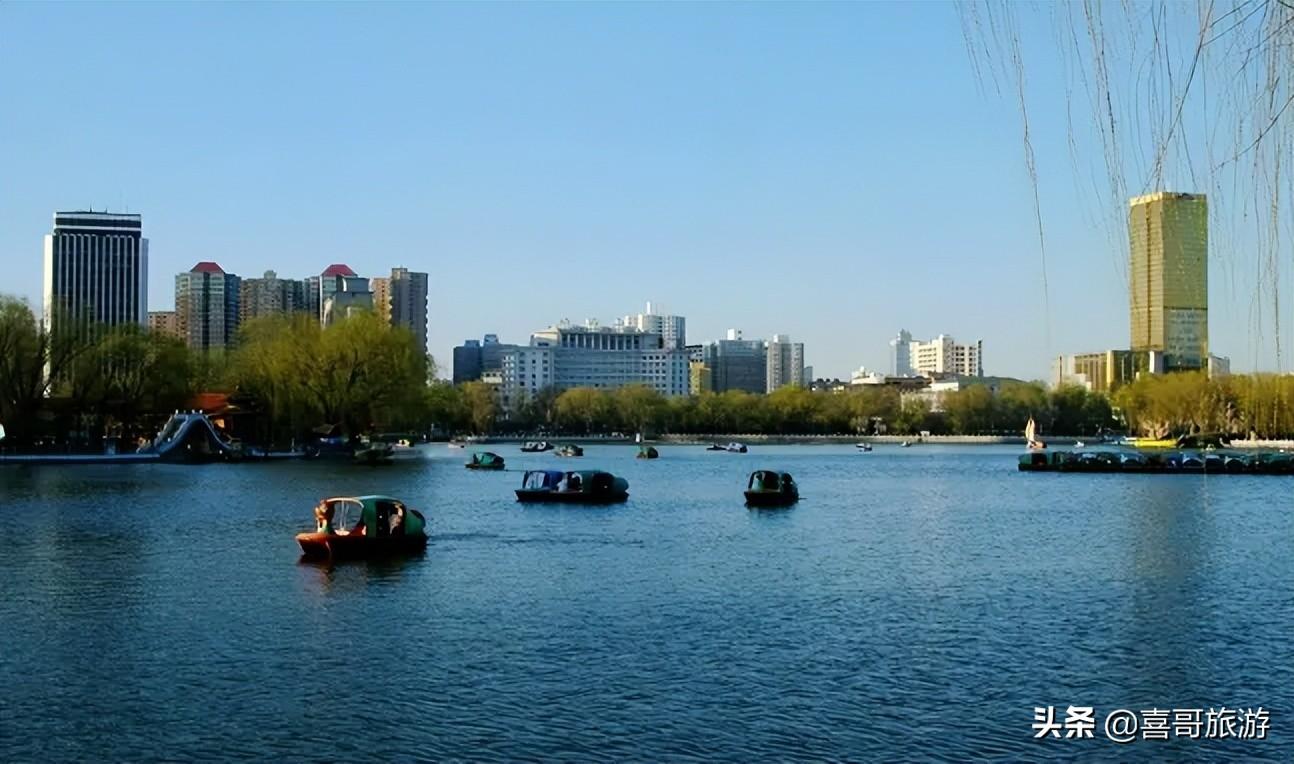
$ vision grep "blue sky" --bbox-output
[0,2,1272,380]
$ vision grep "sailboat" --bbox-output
[1025,417,1046,450]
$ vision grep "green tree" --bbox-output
[229,311,427,439]
[613,384,665,434]
[67,325,195,440]
[424,382,466,435]
[460,381,497,435]
[555,387,611,433]
[0,296,91,446]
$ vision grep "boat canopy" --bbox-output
[748,470,793,491]
[471,451,503,465]
[522,470,565,490]
[323,495,424,536]
[567,471,626,493]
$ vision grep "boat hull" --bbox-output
[296,532,427,561]
[744,490,799,507]
[515,489,628,504]
[465,463,505,470]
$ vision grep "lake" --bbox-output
[1,443,1290,761]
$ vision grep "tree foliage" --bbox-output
[229,312,427,438]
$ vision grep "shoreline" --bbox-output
[458,434,1047,446]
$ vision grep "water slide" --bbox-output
[143,412,240,461]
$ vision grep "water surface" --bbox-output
[1,444,1290,761]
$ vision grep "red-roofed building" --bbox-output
[320,263,356,278]
[176,263,241,352]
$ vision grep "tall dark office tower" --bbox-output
[42,211,148,337]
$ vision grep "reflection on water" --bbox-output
[1,445,1291,761]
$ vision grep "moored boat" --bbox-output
[555,444,584,457]
[390,441,422,460]
[515,469,629,504]
[725,442,748,453]
[465,451,506,470]
[855,443,873,452]
[296,495,427,561]
[636,445,659,459]
[520,441,553,452]
[352,442,394,465]
[744,470,799,507]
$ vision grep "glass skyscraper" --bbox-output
[1129,191,1209,370]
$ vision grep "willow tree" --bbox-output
[0,296,90,446]
[459,381,497,435]
[67,324,194,440]
[959,1,1294,376]
[231,311,427,438]
[555,387,612,433]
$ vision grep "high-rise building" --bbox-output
[1129,191,1208,370]
[702,331,767,393]
[455,334,519,384]
[388,267,429,352]
[306,264,364,323]
[148,310,181,339]
[175,262,241,352]
[621,302,686,350]
[900,333,983,377]
[238,270,306,323]
[689,361,711,394]
[766,334,805,391]
[42,211,148,338]
[317,265,372,326]
[453,339,484,384]
[890,329,913,376]
[371,277,391,322]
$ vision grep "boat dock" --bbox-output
[1019,449,1294,474]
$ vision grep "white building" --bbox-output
[899,333,983,377]
[43,211,148,336]
[620,301,686,350]
[766,334,805,391]
[851,366,887,385]
[500,319,690,410]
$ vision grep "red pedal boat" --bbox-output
[296,495,427,561]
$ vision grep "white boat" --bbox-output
[900,441,911,448]
[855,443,872,452]
[1074,440,1086,448]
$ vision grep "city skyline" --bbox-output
[1,3,1284,380]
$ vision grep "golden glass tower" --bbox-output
[1129,191,1208,370]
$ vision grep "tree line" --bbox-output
[426,379,1119,437]
[7,292,1294,448]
